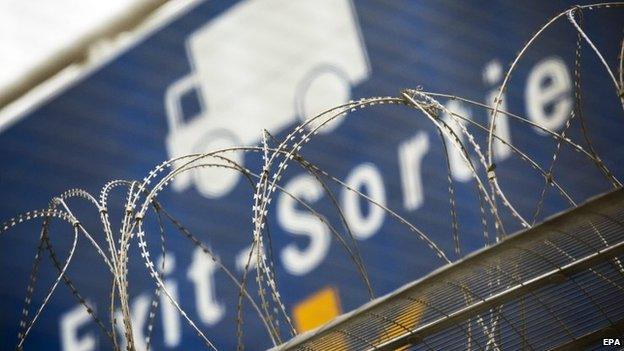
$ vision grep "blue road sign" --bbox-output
[1,1,623,350]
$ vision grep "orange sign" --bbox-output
[293,286,342,333]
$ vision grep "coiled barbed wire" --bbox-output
[1,3,623,350]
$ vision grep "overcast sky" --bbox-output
[0,0,145,94]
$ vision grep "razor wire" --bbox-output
[1,3,624,350]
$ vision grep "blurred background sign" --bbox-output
[0,0,623,350]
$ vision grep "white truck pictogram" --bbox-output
[165,0,370,198]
